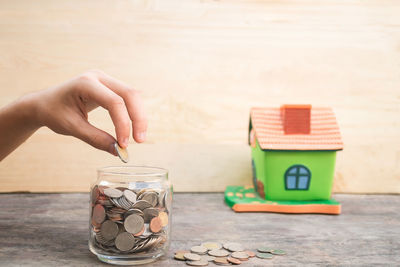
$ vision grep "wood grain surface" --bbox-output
[0,0,399,193]
[0,193,398,266]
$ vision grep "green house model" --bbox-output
[225,105,343,214]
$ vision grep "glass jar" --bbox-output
[89,166,172,265]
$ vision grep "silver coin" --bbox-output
[124,214,144,234]
[256,252,274,259]
[132,200,153,210]
[104,188,123,198]
[191,245,208,255]
[186,259,209,266]
[100,220,119,241]
[143,208,159,223]
[227,243,244,252]
[201,242,222,250]
[201,255,216,262]
[123,190,137,203]
[184,253,202,261]
[139,192,159,207]
[208,249,230,257]
[114,142,129,163]
[231,251,249,260]
[115,232,136,251]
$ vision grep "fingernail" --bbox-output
[109,143,117,156]
[138,131,146,142]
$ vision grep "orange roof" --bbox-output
[249,106,343,151]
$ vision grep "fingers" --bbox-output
[96,71,148,143]
[80,78,131,148]
[71,115,118,156]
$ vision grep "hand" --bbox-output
[32,70,147,155]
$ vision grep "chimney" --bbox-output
[280,104,311,134]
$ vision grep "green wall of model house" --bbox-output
[252,139,337,201]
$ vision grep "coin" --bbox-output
[186,260,209,266]
[201,242,222,250]
[227,244,244,252]
[124,214,144,234]
[245,250,256,257]
[271,249,286,255]
[227,257,242,265]
[100,220,119,241]
[213,257,230,265]
[191,245,208,255]
[201,255,216,262]
[123,190,137,203]
[143,208,159,223]
[149,216,162,233]
[158,211,169,227]
[91,185,100,204]
[174,253,186,261]
[104,188,123,198]
[223,242,243,252]
[256,252,274,259]
[92,204,106,224]
[133,225,145,237]
[231,251,249,260]
[115,232,135,251]
[132,200,152,210]
[184,253,202,261]
[208,249,230,257]
[140,192,158,207]
[257,247,273,253]
[114,142,129,163]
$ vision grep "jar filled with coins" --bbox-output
[89,166,172,265]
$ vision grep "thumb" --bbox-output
[72,118,117,156]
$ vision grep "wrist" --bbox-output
[17,92,44,131]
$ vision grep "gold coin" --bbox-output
[201,242,222,250]
[114,142,129,163]
[174,253,186,261]
[158,211,169,227]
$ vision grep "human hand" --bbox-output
[31,70,147,155]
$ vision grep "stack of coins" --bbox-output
[174,242,286,266]
[90,184,170,254]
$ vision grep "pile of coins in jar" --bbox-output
[90,185,170,254]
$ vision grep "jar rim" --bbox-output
[97,165,168,177]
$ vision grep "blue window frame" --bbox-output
[284,165,311,190]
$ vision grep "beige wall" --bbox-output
[0,0,399,193]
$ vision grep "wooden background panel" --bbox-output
[0,0,399,193]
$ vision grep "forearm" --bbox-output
[0,93,42,161]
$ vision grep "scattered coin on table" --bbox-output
[174,242,286,265]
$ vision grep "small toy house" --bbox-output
[225,104,343,214]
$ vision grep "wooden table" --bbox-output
[0,193,398,266]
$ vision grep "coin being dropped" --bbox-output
[115,232,135,251]
[256,252,274,259]
[201,242,222,250]
[208,249,230,257]
[184,253,202,261]
[124,214,144,234]
[114,142,129,163]
[100,220,119,241]
[191,245,208,255]
[186,260,209,266]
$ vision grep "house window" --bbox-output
[284,165,311,190]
